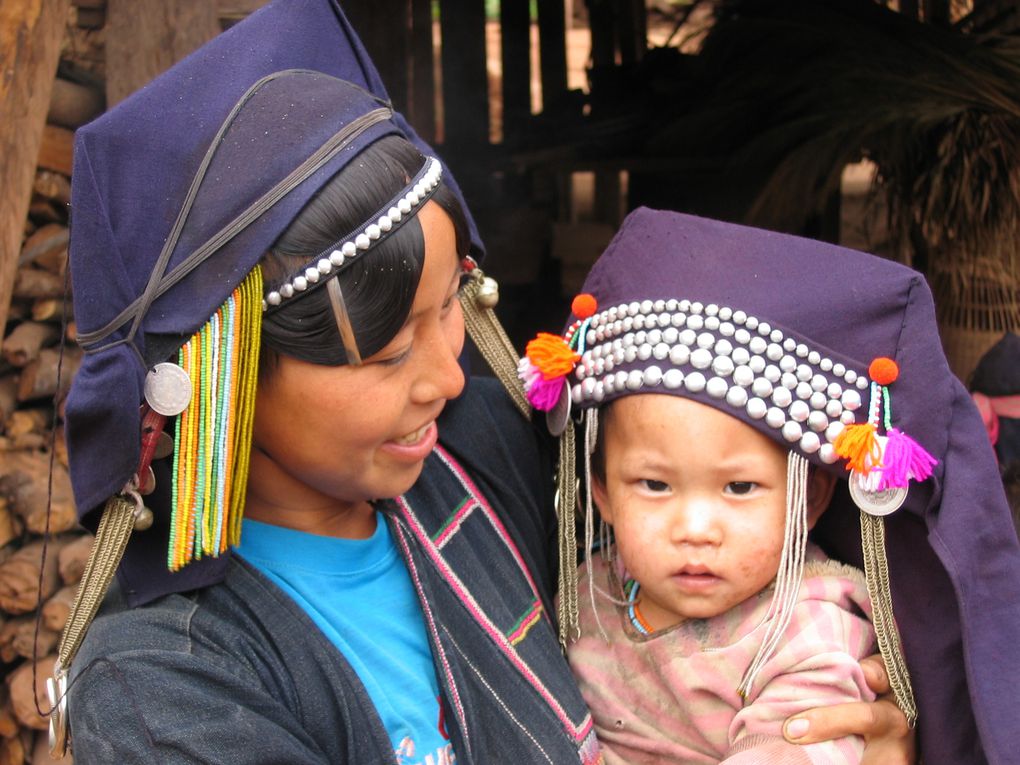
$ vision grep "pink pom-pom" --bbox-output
[526,375,566,411]
[877,428,937,490]
[518,357,566,411]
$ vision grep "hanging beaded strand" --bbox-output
[170,335,200,569]
[169,267,262,571]
[228,270,262,547]
[210,294,237,554]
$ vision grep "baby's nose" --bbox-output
[672,501,723,546]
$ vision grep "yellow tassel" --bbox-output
[834,423,881,473]
[228,267,262,548]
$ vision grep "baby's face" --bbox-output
[596,394,789,631]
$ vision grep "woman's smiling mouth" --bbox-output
[395,422,434,445]
[381,421,439,462]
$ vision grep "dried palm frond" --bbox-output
[647,0,1020,279]
[638,0,1020,378]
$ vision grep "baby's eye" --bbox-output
[724,482,757,496]
[640,479,670,493]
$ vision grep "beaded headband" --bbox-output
[263,156,443,312]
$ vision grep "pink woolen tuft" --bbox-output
[526,375,566,411]
[518,357,566,411]
[877,428,937,490]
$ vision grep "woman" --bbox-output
[58,1,914,762]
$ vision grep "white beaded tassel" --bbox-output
[556,421,580,647]
[737,451,810,700]
[582,408,612,643]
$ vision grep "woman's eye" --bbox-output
[640,479,670,493]
[725,481,757,496]
[442,280,466,313]
[442,272,470,311]
[378,347,411,366]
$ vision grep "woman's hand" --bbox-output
[782,655,917,765]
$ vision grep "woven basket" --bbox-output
[930,253,1020,385]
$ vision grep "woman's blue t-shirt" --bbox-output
[236,516,454,764]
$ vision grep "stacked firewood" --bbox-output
[0,3,105,762]
[1,1,281,761]
[2,170,88,764]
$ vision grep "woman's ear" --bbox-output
[591,474,614,525]
[806,468,837,529]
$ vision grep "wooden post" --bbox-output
[439,0,489,150]
[500,0,531,145]
[923,0,951,25]
[536,0,568,112]
[0,0,70,339]
[105,0,221,106]
[587,0,616,114]
[594,170,622,226]
[344,0,412,116]
[616,0,646,68]
[409,0,436,142]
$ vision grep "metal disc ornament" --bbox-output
[848,470,907,517]
[153,431,175,460]
[144,362,192,416]
[546,382,572,437]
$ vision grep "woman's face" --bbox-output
[247,201,465,536]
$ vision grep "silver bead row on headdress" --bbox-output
[569,299,871,464]
[262,157,443,311]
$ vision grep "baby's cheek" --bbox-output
[614,515,667,573]
[737,542,784,589]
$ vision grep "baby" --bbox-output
[518,208,1020,764]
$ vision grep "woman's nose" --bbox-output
[415,310,465,404]
[434,341,466,401]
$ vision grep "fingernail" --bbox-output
[785,718,810,739]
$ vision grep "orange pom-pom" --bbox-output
[869,357,899,385]
[525,333,580,379]
[833,423,881,473]
[571,293,598,319]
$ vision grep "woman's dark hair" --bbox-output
[259,135,470,372]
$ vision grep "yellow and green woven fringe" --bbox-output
[169,267,262,571]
